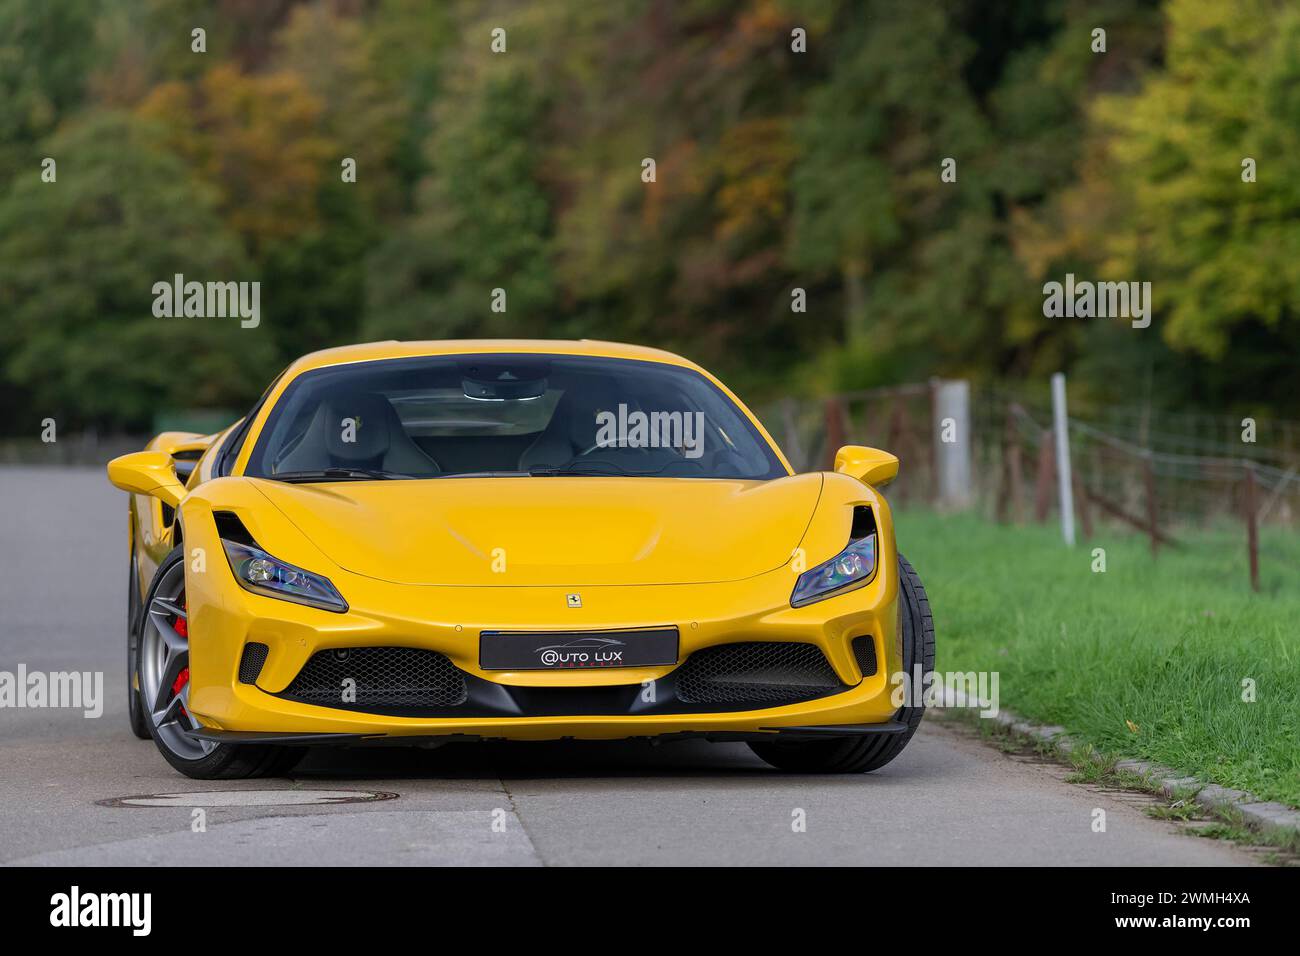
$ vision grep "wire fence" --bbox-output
[763,382,1300,591]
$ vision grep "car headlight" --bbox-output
[221,540,348,612]
[790,534,877,608]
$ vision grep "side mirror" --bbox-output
[107,451,187,509]
[834,445,899,487]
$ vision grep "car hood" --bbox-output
[251,474,822,586]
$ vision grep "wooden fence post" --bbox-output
[997,404,1025,524]
[886,397,910,504]
[1033,429,1055,523]
[1072,466,1092,539]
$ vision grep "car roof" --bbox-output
[282,340,702,378]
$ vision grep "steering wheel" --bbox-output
[573,440,654,458]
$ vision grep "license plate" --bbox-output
[479,628,679,670]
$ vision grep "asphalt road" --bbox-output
[0,466,1260,866]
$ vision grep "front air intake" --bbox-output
[213,511,257,546]
[850,505,877,540]
[673,642,843,706]
[279,647,468,713]
[851,635,877,677]
[238,642,270,684]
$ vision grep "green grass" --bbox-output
[895,510,1300,807]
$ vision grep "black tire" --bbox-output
[151,740,306,781]
[138,546,306,780]
[127,555,152,739]
[749,553,936,773]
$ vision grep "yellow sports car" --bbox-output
[107,340,935,778]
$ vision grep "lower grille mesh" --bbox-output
[851,635,877,677]
[238,642,269,684]
[674,642,842,705]
[281,647,468,711]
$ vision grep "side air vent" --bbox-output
[850,505,877,540]
[213,511,256,546]
[674,642,843,706]
[851,635,877,677]
[238,642,270,684]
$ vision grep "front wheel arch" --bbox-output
[748,553,935,773]
[138,545,302,780]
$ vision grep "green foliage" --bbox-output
[0,113,275,427]
[788,1,984,345]
[276,2,411,218]
[0,0,98,181]
[137,63,337,251]
[1023,0,1297,412]
[0,0,1291,431]
[364,67,556,341]
[259,181,370,359]
[1095,0,1300,359]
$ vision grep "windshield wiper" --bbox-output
[437,470,531,478]
[527,464,631,477]
[270,468,415,482]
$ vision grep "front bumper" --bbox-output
[186,721,910,747]
[184,519,905,742]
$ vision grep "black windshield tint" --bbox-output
[245,354,786,480]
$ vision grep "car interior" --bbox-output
[244,355,783,480]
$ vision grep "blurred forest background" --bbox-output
[1,0,1297,436]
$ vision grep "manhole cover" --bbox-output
[97,789,399,808]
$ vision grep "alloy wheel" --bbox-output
[140,561,215,760]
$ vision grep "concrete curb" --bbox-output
[968,702,1300,843]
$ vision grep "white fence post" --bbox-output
[1051,372,1075,546]
[933,379,972,510]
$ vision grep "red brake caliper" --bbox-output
[171,599,189,713]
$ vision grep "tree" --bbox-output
[0,113,275,429]
[1020,0,1300,412]
[0,0,98,182]
[365,67,556,340]
[1095,0,1300,360]
[276,2,411,219]
[137,62,336,252]
[787,0,987,348]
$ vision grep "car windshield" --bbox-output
[244,354,786,480]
